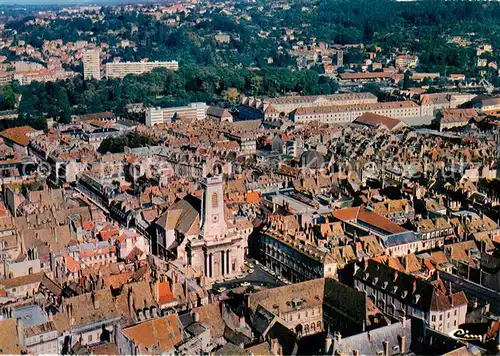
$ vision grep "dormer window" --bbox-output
[392,285,398,294]
[414,294,421,304]
[372,277,379,285]
[382,281,388,289]
[291,298,303,309]
[401,290,408,298]
[363,272,370,281]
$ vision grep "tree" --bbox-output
[98,132,155,154]
[0,84,17,110]
[402,72,412,90]
[57,88,72,124]
[223,87,240,106]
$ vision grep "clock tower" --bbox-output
[200,174,227,239]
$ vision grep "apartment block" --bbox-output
[105,60,178,79]
[82,49,101,80]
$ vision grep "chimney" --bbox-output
[271,338,280,356]
[383,340,389,356]
[325,333,333,353]
[353,350,360,356]
[128,287,135,313]
[239,316,246,329]
[169,275,176,296]
[16,317,24,348]
[399,335,406,353]
[332,331,342,355]
[91,292,100,309]
[193,312,200,322]
[66,304,72,320]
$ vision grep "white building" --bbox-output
[82,49,101,80]
[145,107,165,126]
[145,103,208,126]
[105,60,178,78]
[290,101,422,125]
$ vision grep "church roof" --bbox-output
[156,195,201,235]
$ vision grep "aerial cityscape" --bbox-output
[0,0,499,355]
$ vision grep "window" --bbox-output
[212,192,219,209]
[432,315,436,322]
[454,310,457,316]
[88,334,93,343]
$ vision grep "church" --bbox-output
[153,174,253,280]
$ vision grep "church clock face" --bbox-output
[212,214,219,223]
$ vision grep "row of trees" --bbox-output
[98,132,154,154]
[17,65,339,123]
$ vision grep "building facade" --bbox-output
[290,101,422,125]
[82,50,101,80]
[239,93,378,121]
[105,60,178,79]
[353,259,468,335]
[154,175,252,280]
[145,103,208,126]
[255,227,337,283]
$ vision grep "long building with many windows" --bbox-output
[353,259,468,335]
[254,226,337,283]
[239,93,378,121]
[290,101,422,125]
[105,60,179,78]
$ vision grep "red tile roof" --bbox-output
[157,282,175,305]
[0,126,37,147]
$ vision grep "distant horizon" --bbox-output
[0,0,172,5]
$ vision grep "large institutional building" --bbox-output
[145,103,208,126]
[82,49,101,80]
[239,93,378,121]
[238,91,462,125]
[105,60,179,78]
[290,101,422,124]
[154,174,252,280]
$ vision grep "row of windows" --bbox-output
[83,253,114,261]
[285,308,320,321]
[431,309,458,322]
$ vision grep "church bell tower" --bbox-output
[200,174,227,239]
